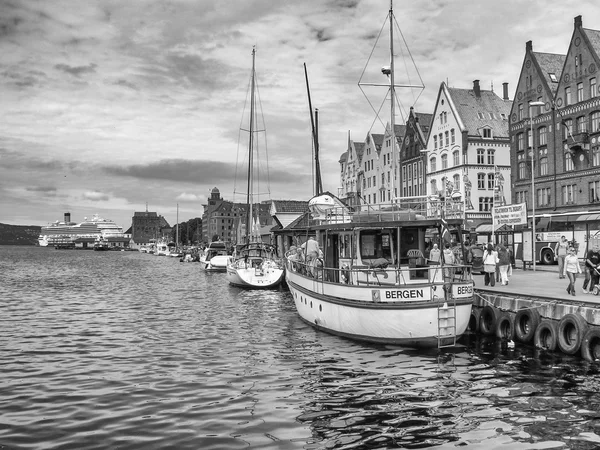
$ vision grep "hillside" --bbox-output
[0,223,41,246]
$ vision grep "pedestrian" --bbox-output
[482,243,498,287]
[497,244,511,285]
[554,236,569,279]
[564,246,582,296]
[429,243,441,264]
[443,242,455,280]
[583,244,600,294]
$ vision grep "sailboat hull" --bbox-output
[226,262,285,289]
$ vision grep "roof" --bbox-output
[271,200,309,214]
[372,133,384,148]
[134,211,158,217]
[584,28,600,54]
[339,151,347,163]
[533,51,566,96]
[354,141,365,159]
[447,87,512,138]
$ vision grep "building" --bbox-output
[399,108,432,198]
[130,210,171,244]
[338,134,365,208]
[425,80,512,232]
[509,15,600,241]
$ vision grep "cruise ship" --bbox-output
[38,213,125,247]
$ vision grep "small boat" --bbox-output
[93,237,110,251]
[225,47,284,289]
[199,241,230,272]
[155,239,170,256]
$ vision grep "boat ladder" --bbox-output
[437,286,457,348]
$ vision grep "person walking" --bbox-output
[564,246,582,296]
[497,244,511,285]
[482,243,498,287]
[582,244,600,294]
[554,236,569,279]
[442,242,455,280]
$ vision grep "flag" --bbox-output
[440,209,452,244]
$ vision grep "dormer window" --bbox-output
[549,73,558,83]
[477,112,484,119]
[481,128,492,139]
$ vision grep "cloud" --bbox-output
[26,186,57,193]
[176,192,200,202]
[83,191,109,201]
[55,63,97,77]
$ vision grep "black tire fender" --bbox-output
[557,313,588,355]
[581,327,600,362]
[533,319,559,351]
[479,305,500,336]
[514,308,541,344]
[468,307,482,333]
[495,311,515,340]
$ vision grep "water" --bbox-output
[2,247,600,450]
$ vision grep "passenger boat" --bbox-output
[199,241,230,272]
[285,195,474,348]
[225,47,284,289]
[284,0,473,347]
[93,237,110,251]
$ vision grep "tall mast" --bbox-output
[245,47,256,243]
[176,203,179,248]
[304,63,322,196]
[389,0,397,201]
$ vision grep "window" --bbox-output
[537,188,551,207]
[477,148,485,164]
[518,162,527,180]
[483,128,492,138]
[430,157,436,172]
[445,131,449,146]
[565,86,572,106]
[577,82,584,102]
[518,104,523,120]
[563,119,573,140]
[576,115,587,133]
[517,133,524,151]
[590,180,600,202]
[591,78,597,99]
[477,173,485,189]
[487,149,495,165]
[593,146,600,166]
[453,150,460,166]
[439,133,443,147]
[487,173,495,190]
[372,175,376,186]
[515,191,527,204]
[434,135,438,149]
[479,197,493,212]
[562,184,576,205]
[441,154,448,169]
[538,126,547,146]
[451,129,455,144]
[565,153,574,171]
[592,112,600,133]
[477,112,484,119]
[540,156,548,176]
[453,174,460,191]
[549,73,558,83]
[381,173,385,184]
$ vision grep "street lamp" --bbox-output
[529,101,545,272]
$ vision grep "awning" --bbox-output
[535,217,551,230]
[475,224,493,233]
[552,213,600,223]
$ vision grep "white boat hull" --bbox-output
[226,260,285,288]
[285,269,472,347]
[200,255,230,272]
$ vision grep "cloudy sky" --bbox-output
[1,0,599,229]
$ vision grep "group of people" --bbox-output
[480,243,512,287]
[555,236,600,296]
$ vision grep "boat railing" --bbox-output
[309,196,464,225]
[284,254,473,287]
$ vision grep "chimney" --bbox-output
[526,40,533,52]
[502,82,509,101]
[575,15,582,29]
[473,79,481,98]
[64,212,71,223]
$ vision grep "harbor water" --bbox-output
[3,246,600,450]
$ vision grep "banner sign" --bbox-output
[493,202,527,227]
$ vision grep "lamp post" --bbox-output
[529,101,545,272]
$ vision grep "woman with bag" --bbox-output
[482,243,498,287]
[563,246,582,296]
[497,244,511,285]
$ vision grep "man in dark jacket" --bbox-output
[582,244,600,294]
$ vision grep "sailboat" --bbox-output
[226,47,285,289]
[283,0,475,348]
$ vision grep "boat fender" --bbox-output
[495,311,516,340]
[479,305,501,336]
[580,326,600,362]
[533,319,558,351]
[557,313,588,355]
[514,308,541,344]
[468,307,482,333]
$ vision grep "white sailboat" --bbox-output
[284,0,474,348]
[226,47,285,289]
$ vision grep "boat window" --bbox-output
[359,230,394,263]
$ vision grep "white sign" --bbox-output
[452,283,474,298]
[493,202,527,227]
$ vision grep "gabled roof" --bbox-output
[585,27,600,53]
[354,141,365,160]
[271,200,308,214]
[447,86,512,138]
[372,133,384,148]
[533,51,566,96]
[339,151,347,163]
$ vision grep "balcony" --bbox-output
[567,131,589,151]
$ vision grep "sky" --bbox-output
[2,0,600,230]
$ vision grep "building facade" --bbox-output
[131,210,171,244]
[399,108,431,198]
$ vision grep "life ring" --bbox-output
[514,308,541,344]
[557,313,588,355]
[495,311,515,340]
[479,305,500,336]
[468,307,482,333]
[581,327,600,362]
[533,319,558,351]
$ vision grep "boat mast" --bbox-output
[245,47,256,244]
[176,203,179,249]
[304,63,323,196]
[389,0,397,202]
